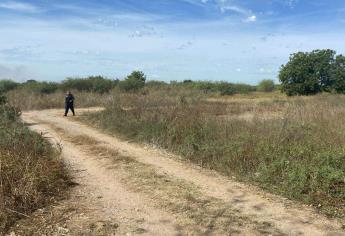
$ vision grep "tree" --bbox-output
[279,49,345,96]
[331,55,345,93]
[258,79,275,92]
[119,71,146,92]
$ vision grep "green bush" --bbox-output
[21,81,59,94]
[0,80,19,93]
[61,76,117,93]
[0,92,7,105]
[145,80,168,88]
[258,79,275,92]
[119,71,146,92]
[218,82,235,95]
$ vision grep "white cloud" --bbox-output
[245,15,257,22]
[215,1,256,22]
[220,5,249,15]
[0,1,39,13]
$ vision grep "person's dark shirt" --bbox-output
[65,94,74,105]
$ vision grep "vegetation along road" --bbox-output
[8,108,345,235]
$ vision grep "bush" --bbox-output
[145,80,168,88]
[61,76,117,93]
[21,81,59,94]
[0,92,7,105]
[0,80,19,93]
[218,82,235,96]
[119,71,146,92]
[258,79,275,92]
[0,99,70,233]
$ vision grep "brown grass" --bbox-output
[6,89,109,111]
[0,105,71,234]
[83,92,345,217]
[55,131,283,235]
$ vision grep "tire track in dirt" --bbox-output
[19,108,345,236]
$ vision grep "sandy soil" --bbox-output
[10,108,345,236]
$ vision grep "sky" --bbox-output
[0,0,344,83]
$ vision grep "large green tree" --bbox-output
[279,49,345,96]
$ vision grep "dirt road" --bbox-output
[11,108,345,235]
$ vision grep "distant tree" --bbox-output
[119,71,146,92]
[26,79,37,83]
[61,76,116,93]
[331,55,345,93]
[218,82,235,96]
[22,81,59,94]
[279,49,345,96]
[258,79,275,92]
[0,80,19,93]
[183,80,193,84]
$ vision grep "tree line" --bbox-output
[0,71,276,95]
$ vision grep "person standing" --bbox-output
[64,91,75,116]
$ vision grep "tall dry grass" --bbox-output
[83,92,345,217]
[6,89,110,111]
[0,103,71,234]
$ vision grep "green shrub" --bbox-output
[145,80,168,88]
[21,81,59,94]
[258,79,275,92]
[218,82,235,95]
[0,80,19,93]
[0,93,7,105]
[61,76,117,93]
[119,71,146,92]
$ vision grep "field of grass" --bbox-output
[4,84,345,218]
[81,91,345,217]
[0,100,70,234]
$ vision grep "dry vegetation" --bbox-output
[6,89,109,111]
[4,85,345,218]
[82,90,345,217]
[0,102,71,234]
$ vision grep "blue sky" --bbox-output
[0,0,344,83]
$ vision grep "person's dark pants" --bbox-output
[65,104,75,116]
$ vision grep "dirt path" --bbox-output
[13,108,345,235]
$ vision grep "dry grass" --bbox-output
[0,104,71,234]
[6,89,109,111]
[83,92,345,217]
[58,131,283,235]
[6,87,345,217]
